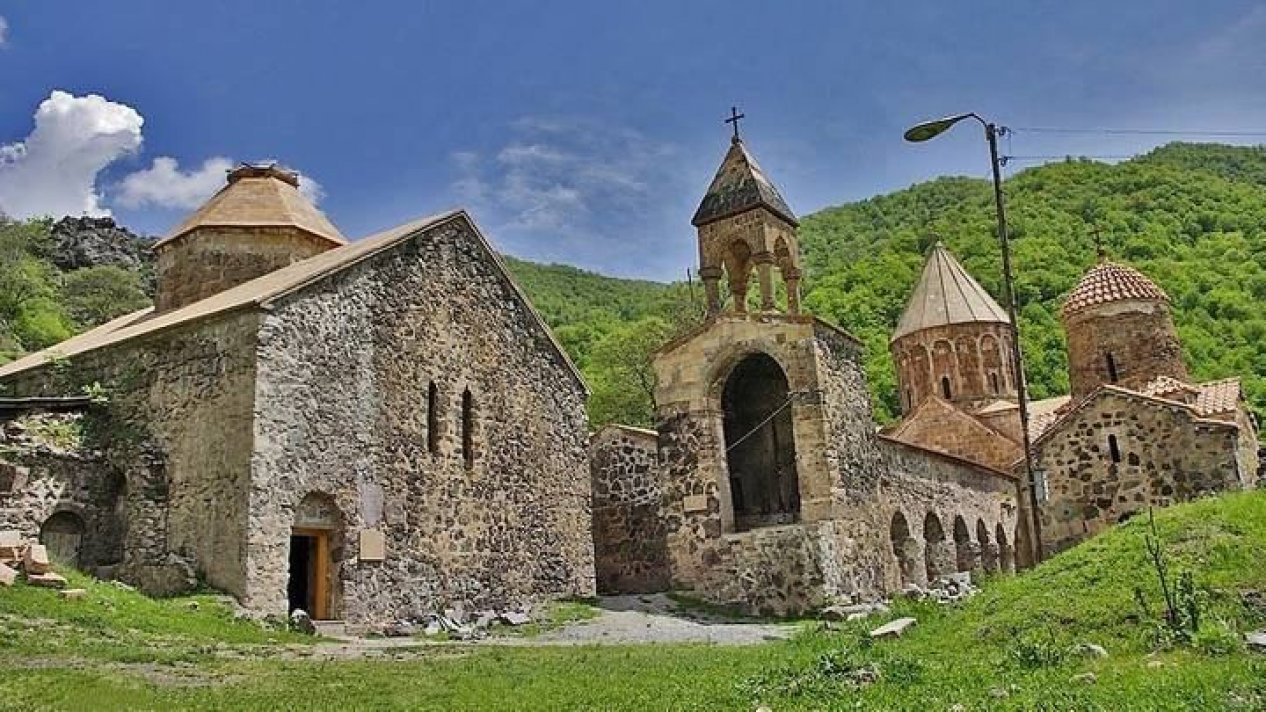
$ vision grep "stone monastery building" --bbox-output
[0,165,593,624]
[0,132,1259,623]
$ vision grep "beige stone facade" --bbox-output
[0,168,594,625]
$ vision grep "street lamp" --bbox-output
[904,112,1045,564]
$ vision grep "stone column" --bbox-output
[896,537,926,588]
[982,542,1001,573]
[784,267,802,315]
[729,273,748,314]
[924,540,953,582]
[699,266,723,315]
[753,252,775,312]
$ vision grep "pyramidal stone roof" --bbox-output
[891,242,1010,342]
[691,138,797,227]
[154,164,346,249]
[1061,258,1169,318]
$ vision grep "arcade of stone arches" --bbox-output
[889,509,1017,588]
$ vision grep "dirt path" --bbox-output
[302,594,797,658]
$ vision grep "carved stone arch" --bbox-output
[40,509,86,568]
[977,518,999,573]
[954,332,983,396]
[952,515,978,573]
[931,340,956,400]
[923,512,951,581]
[722,239,754,312]
[996,521,1015,573]
[716,351,800,531]
[890,511,922,587]
[979,332,1006,392]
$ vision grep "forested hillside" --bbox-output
[3,142,1265,431]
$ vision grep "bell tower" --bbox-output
[692,108,803,315]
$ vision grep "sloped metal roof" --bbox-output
[891,242,1010,342]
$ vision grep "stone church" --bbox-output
[592,134,1023,614]
[0,164,594,624]
[884,241,1261,557]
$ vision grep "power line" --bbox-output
[1001,154,1138,165]
[1013,126,1266,138]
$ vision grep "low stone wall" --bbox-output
[590,425,668,594]
[0,414,126,574]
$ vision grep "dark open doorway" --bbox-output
[288,529,331,619]
[721,352,800,531]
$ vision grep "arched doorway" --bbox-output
[952,515,978,573]
[721,353,799,531]
[890,512,921,587]
[290,493,344,620]
[40,511,86,568]
[923,513,949,582]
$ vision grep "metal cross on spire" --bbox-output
[1091,225,1107,261]
[725,106,745,142]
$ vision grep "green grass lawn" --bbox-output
[2,491,1265,710]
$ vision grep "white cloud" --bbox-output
[116,156,234,210]
[0,16,9,47]
[0,90,143,219]
[117,156,326,209]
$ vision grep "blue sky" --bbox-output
[1,1,1264,279]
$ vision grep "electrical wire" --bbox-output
[1013,126,1266,138]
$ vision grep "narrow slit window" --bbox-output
[989,372,1000,394]
[427,382,440,454]
[461,388,474,468]
[1108,434,1121,463]
[1106,353,1119,383]
[941,376,952,399]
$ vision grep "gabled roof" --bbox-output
[0,211,586,392]
[1028,395,1073,440]
[1061,259,1169,318]
[154,164,346,249]
[1139,376,1242,418]
[1031,384,1237,449]
[891,242,1010,342]
[691,138,797,227]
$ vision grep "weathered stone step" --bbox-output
[312,620,347,638]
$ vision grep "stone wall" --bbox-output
[1064,300,1188,399]
[155,227,335,311]
[3,312,261,596]
[1035,389,1247,554]
[0,415,127,573]
[247,217,594,623]
[589,425,668,594]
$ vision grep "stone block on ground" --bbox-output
[498,611,531,626]
[869,617,917,639]
[1073,642,1109,658]
[1247,630,1266,652]
[0,562,17,587]
[23,544,50,575]
[59,588,88,600]
[0,530,22,562]
[26,572,67,589]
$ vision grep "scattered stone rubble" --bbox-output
[376,604,535,641]
[1247,630,1266,653]
[0,530,70,591]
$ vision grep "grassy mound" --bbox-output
[0,491,1263,709]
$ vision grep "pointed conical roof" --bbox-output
[155,164,346,248]
[691,138,797,227]
[1061,258,1169,319]
[891,242,1010,342]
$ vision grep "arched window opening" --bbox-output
[941,376,952,399]
[989,372,1000,394]
[905,387,913,410]
[1108,434,1121,463]
[721,353,800,531]
[427,382,440,454]
[952,516,976,573]
[1106,353,1119,383]
[461,388,475,468]
[995,522,1015,573]
[977,519,999,573]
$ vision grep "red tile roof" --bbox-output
[1061,260,1169,318]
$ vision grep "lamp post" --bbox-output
[904,113,1045,564]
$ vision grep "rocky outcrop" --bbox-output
[47,217,155,293]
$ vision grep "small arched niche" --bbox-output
[720,352,800,531]
[40,511,86,568]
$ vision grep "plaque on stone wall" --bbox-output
[359,528,386,561]
[683,495,708,513]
